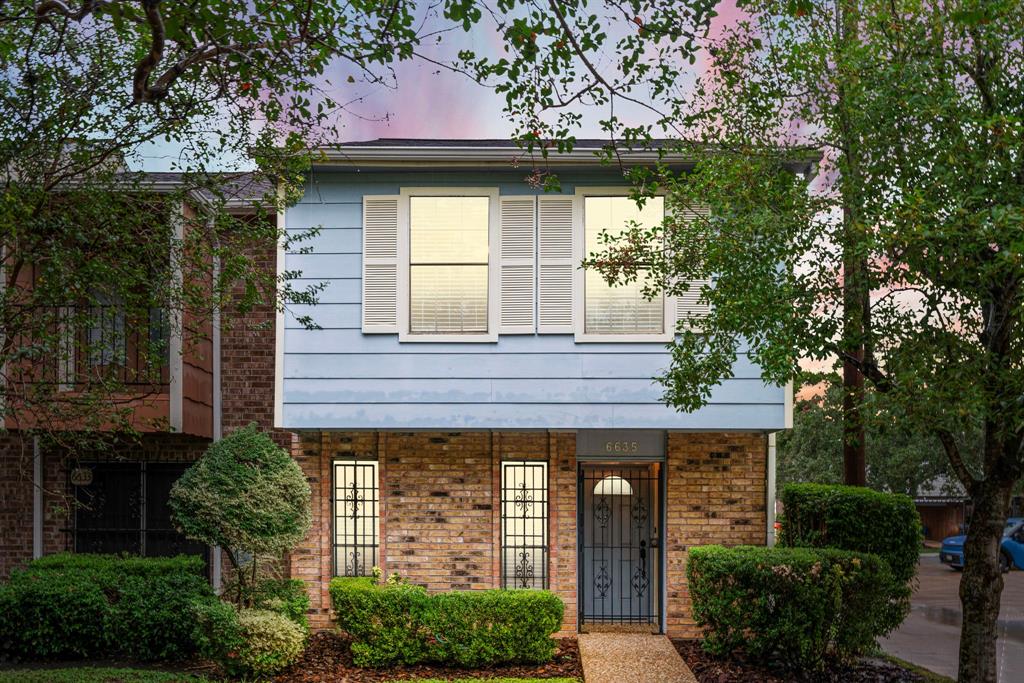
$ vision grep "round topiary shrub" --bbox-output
[169,424,311,601]
[235,608,306,677]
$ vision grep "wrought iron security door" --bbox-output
[579,464,660,626]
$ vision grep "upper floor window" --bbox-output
[583,196,665,335]
[409,196,489,334]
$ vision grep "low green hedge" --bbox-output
[331,577,430,666]
[246,577,311,629]
[329,577,564,668]
[688,545,899,670]
[779,483,921,585]
[0,553,215,661]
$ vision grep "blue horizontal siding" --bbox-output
[282,169,785,430]
[283,351,765,379]
[284,377,777,404]
[282,402,785,430]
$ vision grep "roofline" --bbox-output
[314,144,822,175]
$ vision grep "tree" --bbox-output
[454,0,1021,678]
[778,380,972,497]
[0,0,466,509]
[508,1,1020,679]
[169,424,311,602]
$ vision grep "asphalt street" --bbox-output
[881,555,1024,681]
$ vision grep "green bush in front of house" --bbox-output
[0,553,215,661]
[688,545,898,670]
[247,577,311,629]
[779,483,921,584]
[330,577,432,666]
[191,602,306,678]
[779,483,920,630]
[329,577,564,668]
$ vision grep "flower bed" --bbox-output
[672,640,949,683]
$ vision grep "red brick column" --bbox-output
[549,431,578,635]
[664,432,767,637]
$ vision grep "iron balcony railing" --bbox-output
[8,304,170,389]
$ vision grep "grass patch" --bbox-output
[880,654,955,683]
[0,667,208,683]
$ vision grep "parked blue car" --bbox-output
[940,517,1024,572]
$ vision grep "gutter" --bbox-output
[767,433,777,546]
[211,219,223,593]
[313,145,822,175]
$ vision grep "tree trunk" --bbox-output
[957,479,1012,682]
[836,0,868,488]
[842,350,866,486]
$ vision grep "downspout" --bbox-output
[767,433,777,546]
[33,436,42,558]
[211,219,223,593]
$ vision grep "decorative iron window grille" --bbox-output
[68,461,208,566]
[333,460,379,576]
[500,460,549,589]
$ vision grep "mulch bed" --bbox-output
[672,639,932,683]
[273,632,583,682]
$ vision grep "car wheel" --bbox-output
[953,566,963,572]
[1000,553,1012,573]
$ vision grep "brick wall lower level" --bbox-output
[290,430,767,636]
[0,433,212,578]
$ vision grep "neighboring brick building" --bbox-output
[2,140,805,637]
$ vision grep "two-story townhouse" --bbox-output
[279,139,813,637]
[0,173,284,584]
[2,139,812,640]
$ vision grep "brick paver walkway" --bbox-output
[578,632,697,683]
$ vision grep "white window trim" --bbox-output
[573,187,676,343]
[397,187,500,343]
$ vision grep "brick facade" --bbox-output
[290,429,766,636]
[0,236,282,579]
[664,431,767,636]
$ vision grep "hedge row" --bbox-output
[0,554,215,661]
[779,483,921,585]
[688,545,899,670]
[329,577,564,667]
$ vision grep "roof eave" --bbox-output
[313,145,820,175]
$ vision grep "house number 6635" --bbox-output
[605,441,640,453]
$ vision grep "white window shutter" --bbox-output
[361,195,399,333]
[673,203,712,328]
[498,196,536,333]
[537,196,574,333]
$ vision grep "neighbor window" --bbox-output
[333,460,379,576]
[584,196,665,334]
[409,196,489,333]
[500,461,548,589]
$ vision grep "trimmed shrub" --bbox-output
[424,590,564,666]
[191,599,245,665]
[779,483,919,631]
[688,545,897,670]
[192,602,306,678]
[0,553,215,661]
[169,425,311,560]
[235,609,306,678]
[779,483,921,585]
[329,577,564,668]
[330,577,431,667]
[248,577,311,629]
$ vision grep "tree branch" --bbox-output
[132,0,166,103]
[938,430,978,495]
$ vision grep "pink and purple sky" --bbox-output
[138,2,745,170]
